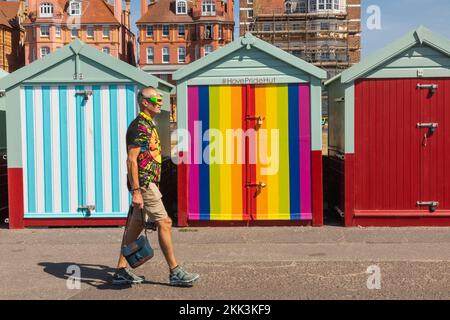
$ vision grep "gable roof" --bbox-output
[137,0,193,24]
[0,1,20,28]
[24,0,120,25]
[173,32,327,81]
[337,26,450,84]
[0,39,174,93]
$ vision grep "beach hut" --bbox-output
[0,69,8,223]
[173,32,327,227]
[0,39,174,229]
[326,26,450,227]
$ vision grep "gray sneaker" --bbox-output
[112,268,145,285]
[169,266,200,287]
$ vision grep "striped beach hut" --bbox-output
[0,39,174,229]
[173,32,327,227]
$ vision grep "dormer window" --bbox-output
[202,0,216,16]
[176,0,187,14]
[40,3,54,17]
[69,0,81,16]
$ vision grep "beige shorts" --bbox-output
[130,182,168,223]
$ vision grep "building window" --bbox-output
[146,25,153,37]
[176,0,187,14]
[71,28,79,38]
[40,47,50,58]
[102,26,110,38]
[87,26,94,38]
[247,9,253,18]
[321,21,330,30]
[263,23,271,31]
[146,47,154,64]
[162,47,170,63]
[204,45,212,56]
[102,47,110,55]
[309,0,317,11]
[334,0,340,10]
[55,25,61,37]
[162,24,170,37]
[204,24,213,39]
[326,0,332,10]
[202,0,216,16]
[218,25,223,39]
[178,24,185,37]
[40,25,50,37]
[178,47,186,63]
[299,1,307,12]
[247,0,253,4]
[69,0,81,16]
[40,3,53,17]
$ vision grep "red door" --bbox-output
[354,78,450,217]
[417,79,450,213]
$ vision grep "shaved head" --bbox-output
[137,86,161,109]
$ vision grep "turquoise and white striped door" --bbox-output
[20,85,138,219]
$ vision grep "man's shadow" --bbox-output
[38,262,173,290]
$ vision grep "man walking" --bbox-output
[112,86,199,286]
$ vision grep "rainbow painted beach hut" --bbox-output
[173,32,327,227]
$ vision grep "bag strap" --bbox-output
[142,209,149,239]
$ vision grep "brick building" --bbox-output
[137,0,234,82]
[239,0,253,34]
[23,0,136,65]
[245,0,361,77]
[0,0,26,72]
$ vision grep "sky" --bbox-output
[129,0,450,58]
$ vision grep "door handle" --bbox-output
[246,182,266,188]
[246,116,265,128]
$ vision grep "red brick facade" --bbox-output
[137,0,234,79]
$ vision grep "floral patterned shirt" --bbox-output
[126,112,162,189]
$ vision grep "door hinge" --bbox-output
[417,123,438,133]
[417,201,439,213]
[417,84,438,94]
[78,205,96,214]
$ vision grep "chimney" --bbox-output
[125,0,131,29]
[114,0,123,23]
[141,0,148,16]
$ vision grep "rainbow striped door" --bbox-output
[186,84,312,222]
[20,85,137,219]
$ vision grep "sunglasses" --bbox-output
[143,96,163,105]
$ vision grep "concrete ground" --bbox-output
[1,226,450,300]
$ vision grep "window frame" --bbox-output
[176,0,187,14]
[178,24,185,37]
[162,47,170,64]
[40,25,50,37]
[146,46,154,64]
[162,24,170,38]
[40,46,50,58]
[178,46,186,63]
[202,0,216,16]
[87,25,95,38]
[102,26,110,38]
[69,0,81,16]
[39,3,54,18]
[146,25,154,37]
